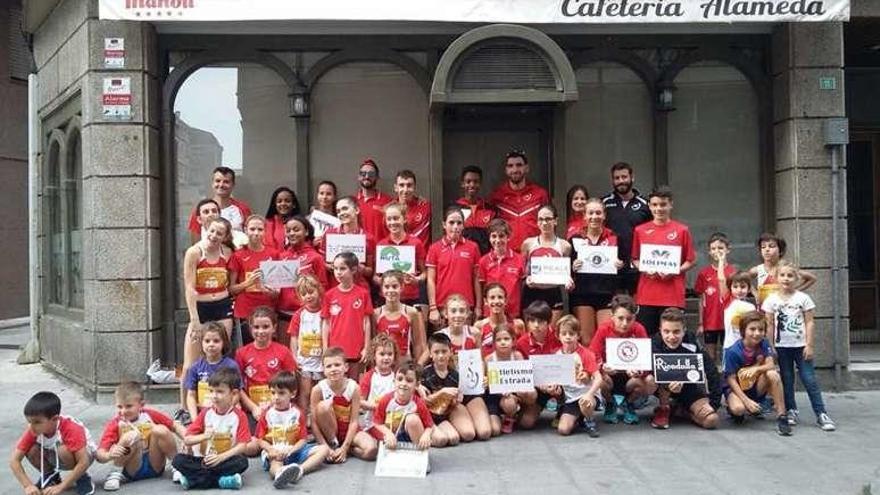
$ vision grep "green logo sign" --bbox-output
[379,246,412,272]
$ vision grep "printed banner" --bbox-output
[572,241,618,275]
[529,257,571,286]
[375,443,428,478]
[103,37,125,68]
[102,77,131,120]
[100,0,850,23]
[531,353,576,386]
[487,360,534,394]
[653,353,706,384]
[458,349,485,396]
[376,245,416,274]
[260,260,300,289]
[638,244,682,275]
[605,338,653,371]
[324,233,367,263]
[308,209,340,239]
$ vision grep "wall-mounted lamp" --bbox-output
[657,86,675,112]
[290,91,310,118]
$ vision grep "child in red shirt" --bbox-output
[590,295,656,425]
[373,271,426,360]
[694,232,736,363]
[311,348,378,462]
[373,359,434,451]
[235,306,297,437]
[427,205,482,327]
[554,316,603,437]
[474,282,525,356]
[229,215,280,346]
[255,371,330,489]
[517,301,563,430]
[478,219,525,318]
[322,252,374,378]
[11,392,96,495]
[96,382,184,490]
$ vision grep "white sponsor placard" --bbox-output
[572,240,618,275]
[638,244,682,275]
[324,233,366,263]
[531,353,576,386]
[100,0,850,24]
[102,77,131,119]
[529,257,571,285]
[374,443,428,478]
[259,260,300,289]
[605,338,653,371]
[487,360,534,394]
[103,37,124,68]
[376,245,416,274]
[457,349,485,396]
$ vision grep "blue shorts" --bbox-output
[396,429,412,443]
[124,452,161,481]
[283,443,317,466]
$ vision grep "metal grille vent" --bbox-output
[8,3,32,80]
[452,43,557,91]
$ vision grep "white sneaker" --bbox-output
[786,409,799,426]
[103,471,125,491]
[172,468,183,484]
[817,412,837,431]
[273,464,303,489]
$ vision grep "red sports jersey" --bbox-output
[98,408,174,450]
[403,197,432,246]
[262,215,287,251]
[565,216,587,240]
[317,378,358,442]
[694,264,737,330]
[588,319,649,365]
[255,405,308,446]
[479,319,512,357]
[276,242,328,313]
[187,198,252,235]
[373,392,434,432]
[426,236,480,307]
[376,234,426,301]
[187,406,252,453]
[489,181,550,249]
[438,327,479,354]
[558,344,600,403]
[456,198,496,230]
[631,220,696,308]
[321,284,373,359]
[17,415,92,454]
[356,190,393,241]
[228,245,279,319]
[235,342,297,406]
[375,309,413,357]
[515,330,561,358]
[478,248,526,318]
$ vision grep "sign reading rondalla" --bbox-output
[100,0,849,23]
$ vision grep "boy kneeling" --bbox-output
[723,311,792,436]
[649,309,720,430]
[256,371,330,489]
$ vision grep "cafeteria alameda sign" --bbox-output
[101,0,849,23]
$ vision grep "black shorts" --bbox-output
[484,393,502,417]
[569,293,613,310]
[560,400,584,418]
[617,270,639,295]
[431,413,447,425]
[670,384,708,410]
[462,395,481,406]
[611,373,630,396]
[196,297,233,323]
[522,286,564,311]
[703,330,723,344]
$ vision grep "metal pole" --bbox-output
[19,74,39,364]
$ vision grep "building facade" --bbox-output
[21,0,880,395]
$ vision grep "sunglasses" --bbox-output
[359,170,378,178]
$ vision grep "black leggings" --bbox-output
[171,453,248,489]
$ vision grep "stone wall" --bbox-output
[772,22,849,368]
[33,0,160,394]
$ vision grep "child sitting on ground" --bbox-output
[255,371,330,489]
[554,315,603,437]
[97,382,185,491]
[359,335,400,441]
[484,324,533,435]
[172,367,251,489]
[373,358,434,452]
[10,391,96,495]
[421,333,477,447]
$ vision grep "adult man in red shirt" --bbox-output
[456,165,496,255]
[355,158,393,241]
[394,169,432,246]
[631,186,696,336]
[489,150,549,250]
[187,166,252,244]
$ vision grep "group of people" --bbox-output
[10,152,838,493]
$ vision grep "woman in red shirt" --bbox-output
[229,215,280,346]
[565,185,589,240]
[319,196,375,289]
[262,186,301,250]
[426,206,481,327]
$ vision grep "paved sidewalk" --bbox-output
[1,348,878,495]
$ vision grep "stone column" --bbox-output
[772,22,849,368]
[80,18,162,394]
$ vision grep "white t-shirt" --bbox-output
[761,291,816,348]
[722,298,757,350]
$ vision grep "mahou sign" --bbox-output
[100,0,849,23]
